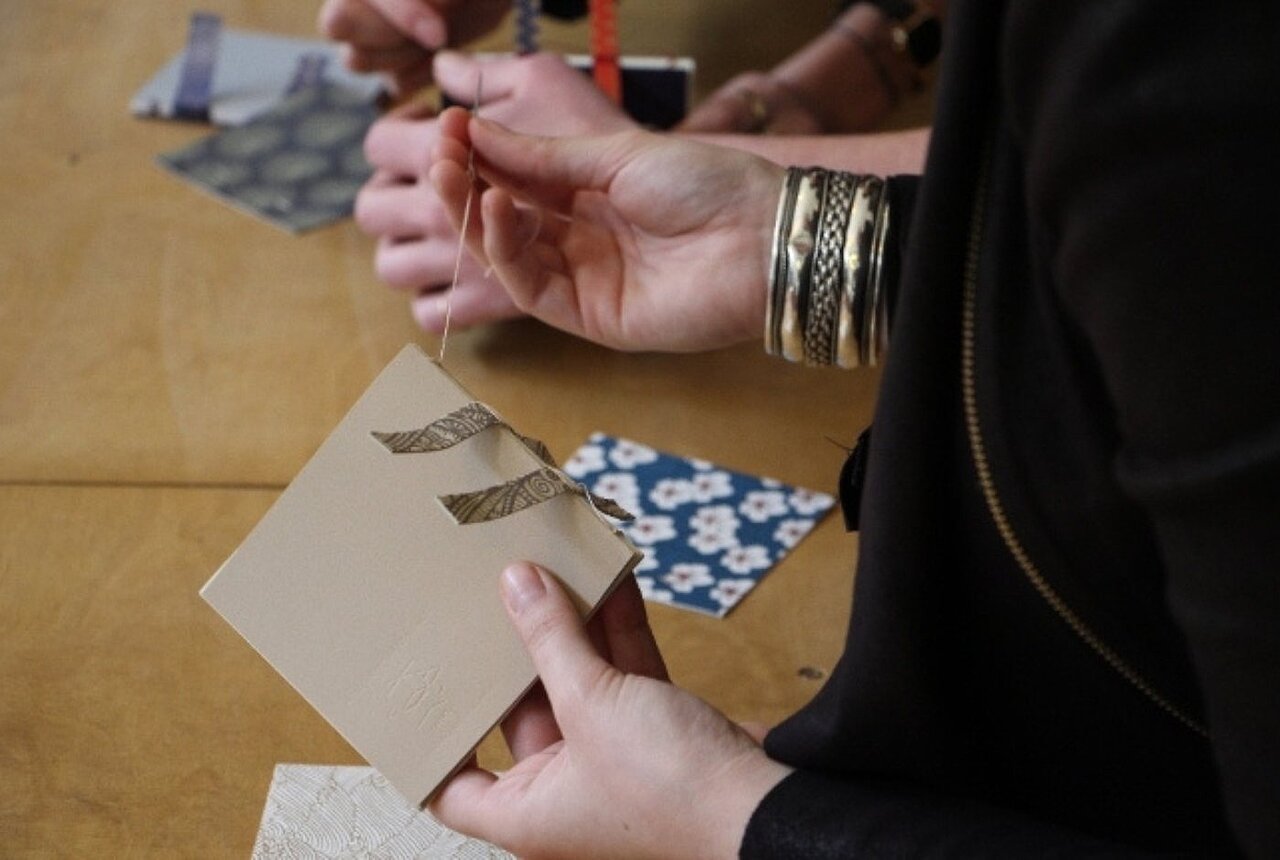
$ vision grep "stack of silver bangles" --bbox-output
[765,166,891,367]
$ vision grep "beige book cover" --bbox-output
[201,344,640,805]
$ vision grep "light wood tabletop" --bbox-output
[0,1,916,854]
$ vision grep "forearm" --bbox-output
[679,127,930,174]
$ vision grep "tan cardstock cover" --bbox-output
[201,344,640,805]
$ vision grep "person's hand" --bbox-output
[678,71,823,135]
[355,51,637,332]
[431,563,792,860]
[318,0,511,94]
[429,109,786,352]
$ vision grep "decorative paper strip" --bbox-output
[563,433,837,617]
[439,466,632,525]
[373,402,503,453]
[251,764,511,859]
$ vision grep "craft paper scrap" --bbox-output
[252,764,511,859]
[201,345,640,804]
[158,82,376,233]
[562,434,836,618]
[131,26,382,126]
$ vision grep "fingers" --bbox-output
[364,115,438,177]
[595,576,669,682]
[343,41,431,76]
[499,563,617,721]
[359,0,446,48]
[373,235,459,288]
[319,0,405,47]
[500,682,563,761]
[410,278,524,333]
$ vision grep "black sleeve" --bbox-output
[743,772,1150,858]
[1011,2,1280,856]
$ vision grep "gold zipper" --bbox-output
[958,149,1209,739]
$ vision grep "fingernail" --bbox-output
[502,563,545,614]
[434,50,463,75]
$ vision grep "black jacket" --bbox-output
[743,1,1279,856]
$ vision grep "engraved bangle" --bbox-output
[765,168,802,356]
[837,175,884,368]
[804,170,858,366]
[861,187,892,367]
[780,169,826,363]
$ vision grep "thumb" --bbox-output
[500,562,615,723]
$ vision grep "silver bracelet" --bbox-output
[836,175,883,369]
[862,188,891,367]
[805,170,856,366]
[779,169,825,363]
[765,168,802,356]
[766,167,894,368]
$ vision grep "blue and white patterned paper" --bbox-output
[563,433,836,618]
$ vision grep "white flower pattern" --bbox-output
[560,434,833,616]
[709,578,757,610]
[788,488,834,516]
[721,544,772,574]
[773,518,815,549]
[591,472,640,514]
[562,444,605,478]
[690,470,734,503]
[609,440,659,469]
[649,478,695,511]
[739,490,789,523]
[635,576,673,604]
[662,563,715,594]
[626,515,677,546]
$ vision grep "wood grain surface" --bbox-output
[0,1,906,854]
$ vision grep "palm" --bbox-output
[518,135,784,352]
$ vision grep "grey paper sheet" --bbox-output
[158,82,376,234]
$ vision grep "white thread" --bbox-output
[437,71,483,365]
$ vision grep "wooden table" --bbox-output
[0,1,902,854]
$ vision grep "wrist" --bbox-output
[704,749,793,859]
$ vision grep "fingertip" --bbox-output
[501,562,547,616]
[413,13,446,50]
[433,49,469,86]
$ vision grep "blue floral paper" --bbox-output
[563,434,836,618]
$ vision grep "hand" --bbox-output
[678,72,823,135]
[429,109,786,352]
[355,51,637,332]
[318,0,511,94]
[430,563,792,860]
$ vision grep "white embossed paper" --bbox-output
[202,345,640,804]
[252,764,510,858]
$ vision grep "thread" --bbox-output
[437,72,483,366]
